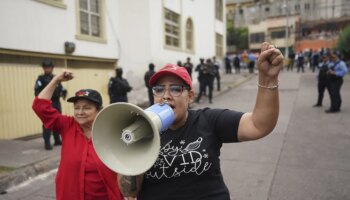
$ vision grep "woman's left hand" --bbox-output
[257,42,284,80]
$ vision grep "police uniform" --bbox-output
[34,73,65,149]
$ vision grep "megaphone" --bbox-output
[92,102,174,176]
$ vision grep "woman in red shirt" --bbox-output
[32,70,126,200]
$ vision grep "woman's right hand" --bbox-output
[38,70,74,100]
[55,70,74,82]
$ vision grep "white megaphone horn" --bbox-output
[92,102,174,176]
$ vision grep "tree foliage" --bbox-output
[337,25,350,60]
[226,20,248,52]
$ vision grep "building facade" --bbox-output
[227,0,350,53]
[0,0,225,139]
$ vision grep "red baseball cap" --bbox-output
[149,64,192,89]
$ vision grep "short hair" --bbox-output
[42,60,54,68]
[149,63,155,70]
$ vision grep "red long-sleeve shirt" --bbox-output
[32,97,124,200]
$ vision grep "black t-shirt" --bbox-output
[138,108,243,200]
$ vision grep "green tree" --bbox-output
[226,20,248,53]
[337,25,350,61]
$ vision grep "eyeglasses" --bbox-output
[152,85,190,97]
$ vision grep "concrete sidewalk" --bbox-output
[0,70,256,193]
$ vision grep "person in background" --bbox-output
[297,51,305,73]
[117,42,283,200]
[325,53,349,113]
[311,49,320,73]
[313,55,330,107]
[233,53,241,74]
[287,50,295,71]
[108,68,133,103]
[212,56,221,91]
[34,60,66,150]
[241,50,249,71]
[248,51,256,74]
[177,60,183,67]
[195,58,216,104]
[32,70,125,200]
[195,58,206,96]
[224,53,232,74]
[183,57,194,79]
[144,63,156,106]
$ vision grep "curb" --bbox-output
[0,155,60,193]
[193,73,256,103]
[220,73,256,94]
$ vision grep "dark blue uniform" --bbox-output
[108,77,132,103]
[34,74,65,149]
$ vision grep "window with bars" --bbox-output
[164,9,180,48]
[79,0,101,38]
[215,33,223,58]
[250,32,265,43]
[305,3,310,10]
[270,30,286,39]
[215,0,223,21]
[186,19,194,51]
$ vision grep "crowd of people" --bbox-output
[283,47,348,113]
[165,56,222,104]
[33,45,349,154]
[224,50,258,74]
[286,47,343,73]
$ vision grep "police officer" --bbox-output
[34,60,66,150]
[233,53,241,74]
[195,58,206,96]
[144,63,156,106]
[311,50,320,73]
[212,56,221,91]
[325,53,349,113]
[183,57,193,79]
[313,55,330,107]
[248,52,256,74]
[108,68,133,103]
[195,58,216,104]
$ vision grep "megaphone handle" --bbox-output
[131,176,136,192]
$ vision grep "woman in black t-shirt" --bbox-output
[118,42,283,200]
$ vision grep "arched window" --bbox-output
[215,0,223,21]
[164,8,180,48]
[186,18,194,51]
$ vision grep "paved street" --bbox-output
[197,71,350,200]
[1,71,350,200]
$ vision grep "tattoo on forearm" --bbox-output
[119,175,138,196]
